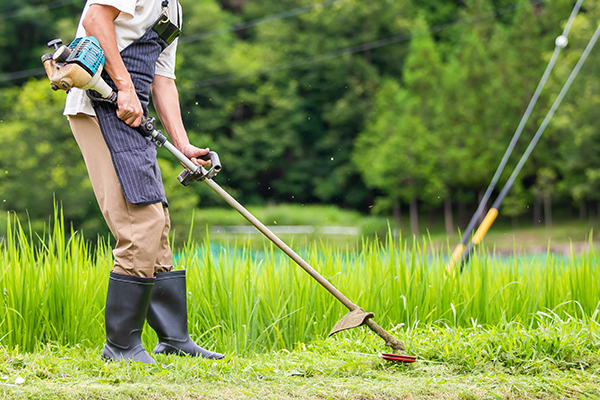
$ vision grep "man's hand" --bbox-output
[116,85,144,127]
[182,144,211,168]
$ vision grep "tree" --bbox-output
[0,80,100,236]
[175,0,415,209]
[354,78,444,236]
[401,16,450,233]
[502,179,528,230]
[0,0,597,234]
[0,0,80,85]
[553,10,600,221]
[533,167,557,229]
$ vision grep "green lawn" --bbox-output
[1,320,599,399]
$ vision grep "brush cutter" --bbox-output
[42,36,415,361]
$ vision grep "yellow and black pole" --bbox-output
[447,21,600,273]
[445,0,584,274]
[451,190,504,271]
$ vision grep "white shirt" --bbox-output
[64,0,180,116]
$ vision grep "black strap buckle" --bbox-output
[152,0,181,45]
[152,14,181,45]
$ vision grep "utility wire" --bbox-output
[0,68,46,82]
[0,0,351,82]
[455,22,600,271]
[0,0,548,84]
[447,0,584,270]
[191,0,549,88]
[0,0,83,21]
[180,0,351,44]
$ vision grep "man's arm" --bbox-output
[82,4,143,127]
[152,75,210,167]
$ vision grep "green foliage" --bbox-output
[534,167,557,198]
[0,209,107,350]
[502,179,528,220]
[191,203,363,228]
[356,215,397,238]
[440,0,518,191]
[354,20,446,211]
[1,211,599,356]
[1,0,600,234]
[0,80,99,236]
[355,79,442,203]
[0,0,81,85]
[174,0,415,209]
[553,5,600,204]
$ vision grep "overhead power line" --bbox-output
[0,0,548,83]
[0,0,351,82]
[0,68,45,82]
[0,0,83,21]
[180,0,351,44]
[192,0,550,88]
[453,21,600,272]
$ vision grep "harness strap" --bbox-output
[152,0,181,45]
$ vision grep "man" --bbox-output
[64,0,223,364]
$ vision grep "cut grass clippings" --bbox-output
[0,322,599,399]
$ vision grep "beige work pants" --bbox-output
[69,113,173,278]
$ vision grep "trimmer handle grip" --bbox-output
[177,151,221,186]
[138,117,222,186]
[199,151,221,172]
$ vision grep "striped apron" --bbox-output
[92,27,170,206]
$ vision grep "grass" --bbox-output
[1,208,600,355]
[193,204,365,227]
[1,209,600,398]
[187,203,395,248]
[427,218,599,256]
[0,318,599,399]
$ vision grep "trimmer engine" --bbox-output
[41,36,117,103]
[64,36,105,77]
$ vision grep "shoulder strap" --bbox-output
[152,0,181,45]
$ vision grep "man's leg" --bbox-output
[154,206,173,275]
[69,113,172,363]
[69,113,172,277]
[146,268,224,359]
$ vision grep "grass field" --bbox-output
[1,322,599,399]
[1,209,599,398]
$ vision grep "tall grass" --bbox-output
[0,209,109,350]
[0,211,598,354]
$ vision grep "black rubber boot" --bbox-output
[147,270,224,359]
[101,271,156,364]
